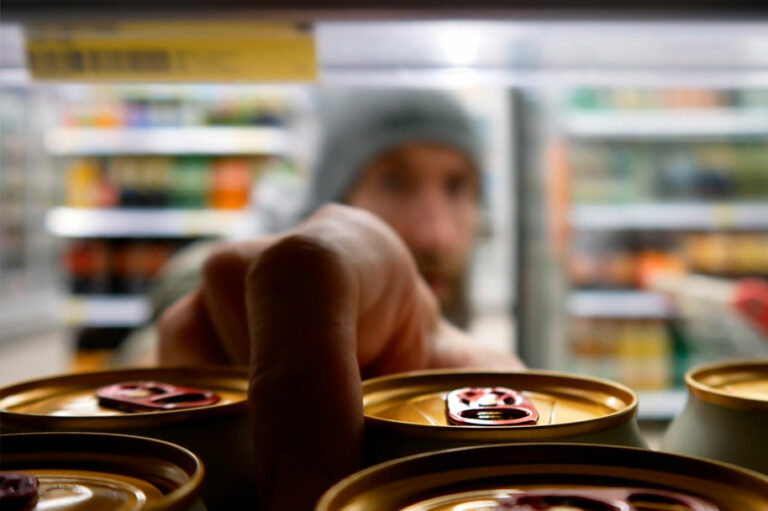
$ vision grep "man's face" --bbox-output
[346,143,480,306]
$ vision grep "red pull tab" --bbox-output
[96,381,220,412]
[0,472,39,508]
[495,488,718,511]
[445,387,538,426]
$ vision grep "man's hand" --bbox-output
[158,204,522,510]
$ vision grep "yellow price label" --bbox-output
[25,22,317,82]
[65,298,86,325]
[712,204,733,229]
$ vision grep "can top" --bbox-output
[400,487,718,511]
[317,443,768,511]
[0,432,203,511]
[363,369,637,440]
[0,366,248,430]
[687,360,768,412]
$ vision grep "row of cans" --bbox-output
[1,360,766,510]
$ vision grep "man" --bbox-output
[158,89,523,510]
[305,89,483,328]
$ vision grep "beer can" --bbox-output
[0,432,205,511]
[0,366,252,509]
[362,369,645,464]
[317,443,768,511]
[661,359,768,474]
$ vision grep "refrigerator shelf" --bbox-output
[568,290,671,318]
[569,203,768,231]
[46,207,247,238]
[45,126,290,156]
[564,109,768,139]
[64,295,150,327]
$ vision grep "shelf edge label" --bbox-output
[25,21,317,82]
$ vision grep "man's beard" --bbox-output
[413,253,471,329]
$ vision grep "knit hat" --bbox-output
[303,88,482,215]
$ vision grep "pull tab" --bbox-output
[96,381,220,412]
[495,488,718,511]
[0,472,39,508]
[445,387,538,426]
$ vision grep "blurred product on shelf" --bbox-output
[684,232,768,276]
[64,156,269,209]
[173,157,210,208]
[569,318,673,390]
[568,87,768,110]
[59,87,291,128]
[63,240,186,295]
[569,141,768,203]
[210,158,253,209]
[569,231,768,289]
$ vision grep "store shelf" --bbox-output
[569,290,672,318]
[570,203,768,231]
[564,109,768,138]
[64,295,150,327]
[46,207,247,238]
[45,126,289,155]
[637,389,687,420]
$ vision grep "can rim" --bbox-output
[362,369,638,440]
[317,442,768,511]
[685,359,768,412]
[0,431,204,511]
[0,365,249,429]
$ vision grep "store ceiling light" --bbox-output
[435,23,483,67]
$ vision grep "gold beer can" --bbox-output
[0,432,204,511]
[662,359,768,474]
[0,367,252,510]
[317,443,768,511]
[362,369,645,464]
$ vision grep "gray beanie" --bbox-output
[304,88,482,215]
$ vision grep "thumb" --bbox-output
[245,234,363,511]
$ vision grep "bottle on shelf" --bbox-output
[65,158,100,208]
[67,240,184,296]
[173,157,209,209]
[210,158,253,209]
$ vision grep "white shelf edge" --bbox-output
[568,290,671,319]
[637,389,688,420]
[46,207,247,238]
[45,126,290,155]
[564,109,768,138]
[570,203,768,231]
[64,295,150,327]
